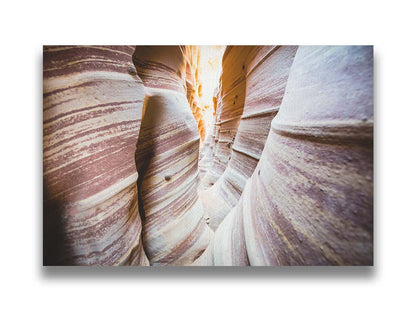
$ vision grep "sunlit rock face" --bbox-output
[200,47,250,190]
[184,46,225,145]
[133,46,211,265]
[209,46,373,265]
[184,45,205,141]
[43,46,149,265]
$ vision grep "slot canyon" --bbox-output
[43,45,373,266]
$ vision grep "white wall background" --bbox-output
[1,1,414,311]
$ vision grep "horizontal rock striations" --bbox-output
[133,46,211,265]
[200,46,298,231]
[43,46,149,265]
[209,46,373,265]
[184,45,207,142]
[43,45,373,266]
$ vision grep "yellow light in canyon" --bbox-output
[196,46,225,134]
[184,45,225,142]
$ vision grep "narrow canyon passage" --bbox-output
[43,45,373,266]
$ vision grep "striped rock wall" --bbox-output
[184,46,206,142]
[200,47,250,190]
[210,46,373,265]
[200,46,298,230]
[43,45,373,266]
[133,46,212,265]
[43,46,149,265]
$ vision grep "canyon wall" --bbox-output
[43,45,373,266]
[200,46,298,230]
[207,45,373,265]
[133,46,212,265]
[184,46,206,142]
[43,46,148,265]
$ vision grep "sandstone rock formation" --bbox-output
[43,46,148,265]
[184,46,206,142]
[199,47,250,192]
[208,45,373,265]
[200,46,298,230]
[133,46,212,265]
[43,45,373,266]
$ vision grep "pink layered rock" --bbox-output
[200,46,298,231]
[199,47,249,189]
[211,46,373,265]
[133,46,211,265]
[43,45,373,267]
[43,46,149,265]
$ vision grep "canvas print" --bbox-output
[43,45,373,266]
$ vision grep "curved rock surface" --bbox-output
[211,46,373,265]
[200,47,250,189]
[200,46,298,230]
[184,45,206,142]
[43,46,149,265]
[133,46,211,265]
[43,45,373,266]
